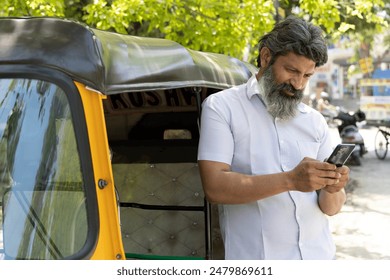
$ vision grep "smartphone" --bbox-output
[326,144,356,167]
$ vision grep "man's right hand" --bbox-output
[287,157,341,192]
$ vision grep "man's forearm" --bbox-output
[318,188,346,216]
[198,160,294,204]
[199,158,345,205]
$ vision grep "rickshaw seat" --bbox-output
[110,113,217,259]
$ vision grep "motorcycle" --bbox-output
[334,109,367,166]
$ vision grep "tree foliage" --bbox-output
[0,0,65,16]
[0,0,388,65]
[81,0,276,63]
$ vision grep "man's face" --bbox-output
[258,52,316,120]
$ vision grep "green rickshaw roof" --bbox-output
[0,17,257,94]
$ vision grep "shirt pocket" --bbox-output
[297,141,321,160]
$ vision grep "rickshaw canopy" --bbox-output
[0,17,256,94]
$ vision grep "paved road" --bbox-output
[328,125,390,259]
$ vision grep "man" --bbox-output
[197,16,349,260]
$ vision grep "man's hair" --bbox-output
[257,16,328,68]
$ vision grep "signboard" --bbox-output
[360,96,390,121]
[103,88,211,114]
[359,57,374,74]
[359,79,390,86]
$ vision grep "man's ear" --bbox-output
[259,47,272,68]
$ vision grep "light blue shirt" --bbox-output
[198,75,336,259]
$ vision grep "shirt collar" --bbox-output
[246,74,261,99]
[246,74,309,114]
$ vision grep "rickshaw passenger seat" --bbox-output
[109,112,218,260]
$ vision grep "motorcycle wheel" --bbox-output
[346,151,361,166]
[352,152,361,166]
[375,130,388,160]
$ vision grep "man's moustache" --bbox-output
[275,83,303,98]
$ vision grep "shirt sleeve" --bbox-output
[316,113,334,161]
[197,93,234,165]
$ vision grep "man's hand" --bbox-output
[322,165,350,193]
[288,157,349,215]
[288,157,342,192]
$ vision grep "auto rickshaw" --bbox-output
[0,17,256,260]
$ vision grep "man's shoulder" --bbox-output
[298,102,321,115]
[297,102,328,126]
[215,82,247,95]
[205,81,249,103]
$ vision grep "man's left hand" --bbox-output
[322,165,350,193]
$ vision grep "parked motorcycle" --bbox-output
[334,109,367,166]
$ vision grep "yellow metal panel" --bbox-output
[75,82,125,260]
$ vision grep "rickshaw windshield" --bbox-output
[0,78,87,260]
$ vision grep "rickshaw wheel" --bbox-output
[375,129,388,160]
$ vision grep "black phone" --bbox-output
[326,144,356,167]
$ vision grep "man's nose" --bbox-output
[290,75,305,90]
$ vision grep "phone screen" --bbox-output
[326,144,356,167]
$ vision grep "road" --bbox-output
[328,125,390,259]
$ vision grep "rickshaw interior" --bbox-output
[103,88,224,260]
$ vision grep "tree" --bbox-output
[0,0,388,66]
[0,0,66,16]
[279,0,389,75]
[81,0,276,63]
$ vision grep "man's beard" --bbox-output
[258,66,304,121]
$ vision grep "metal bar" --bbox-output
[195,87,213,260]
[119,202,204,212]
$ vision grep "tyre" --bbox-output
[375,130,388,160]
[352,153,361,166]
[346,150,361,166]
